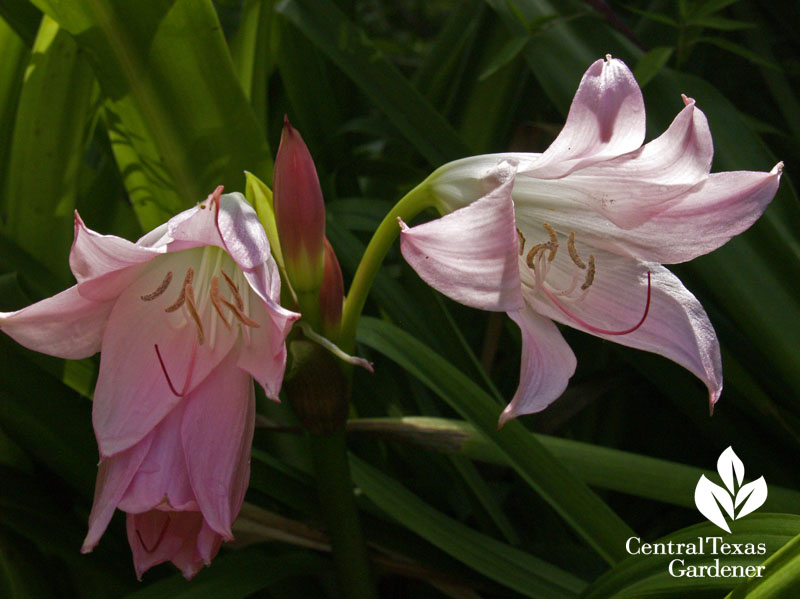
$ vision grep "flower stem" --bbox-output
[340,182,435,352]
[309,430,376,599]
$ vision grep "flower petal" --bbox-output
[117,403,197,513]
[522,57,645,178]
[400,174,524,312]
[168,190,270,270]
[82,434,154,553]
[181,350,255,539]
[92,253,236,457]
[71,212,162,301]
[526,255,722,406]
[127,510,204,580]
[550,98,714,228]
[513,165,782,264]
[499,310,577,425]
[1,286,112,359]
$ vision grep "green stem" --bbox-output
[309,430,376,599]
[340,182,436,351]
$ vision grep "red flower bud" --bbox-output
[319,238,344,341]
[273,116,325,293]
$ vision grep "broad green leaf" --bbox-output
[0,17,29,187]
[582,515,800,599]
[30,0,272,229]
[2,15,98,279]
[275,0,472,166]
[229,0,273,129]
[0,0,41,46]
[347,417,800,513]
[350,454,587,598]
[633,46,674,88]
[356,317,636,564]
[727,531,800,598]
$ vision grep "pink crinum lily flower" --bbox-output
[400,56,782,426]
[0,187,299,578]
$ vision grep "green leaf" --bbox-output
[478,35,529,82]
[633,46,674,88]
[0,0,42,46]
[686,15,756,31]
[30,0,272,229]
[275,0,472,166]
[727,531,800,598]
[0,17,29,209]
[582,515,800,599]
[696,36,782,70]
[121,546,328,599]
[689,0,744,19]
[2,15,98,279]
[621,5,679,27]
[229,0,273,129]
[347,416,800,513]
[356,317,636,564]
[350,454,587,598]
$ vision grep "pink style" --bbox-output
[400,56,782,427]
[0,188,298,579]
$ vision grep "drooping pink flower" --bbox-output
[399,56,782,426]
[0,187,299,578]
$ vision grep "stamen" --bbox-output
[567,232,586,269]
[516,229,526,256]
[164,268,194,312]
[581,254,596,290]
[541,271,652,336]
[136,516,170,554]
[140,271,173,301]
[526,244,548,270]
[542,223,558,261]
[221,269,244,311]
[218,296,260,328]
[184,283,205,345]
[209,277,232,330]
[154,342,198,397]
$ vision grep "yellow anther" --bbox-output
[526,244,547,270]
[517,229,526,256]
[221,269,244,311]
[164,268,194,312]
[542,223,559,261]
[209,277,232,331]
[184,282,205,345]
[581,254,596,290]
[567,232,586,269]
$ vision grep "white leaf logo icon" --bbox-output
[694,447,767,533]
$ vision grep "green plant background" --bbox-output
[1,0,799,597]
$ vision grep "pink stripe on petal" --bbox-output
[400,175,524,312]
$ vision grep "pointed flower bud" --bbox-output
[319,238,344,341]
[273,116,326,294]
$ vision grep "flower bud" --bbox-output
[273,116,326,294]
[319,238,344,342]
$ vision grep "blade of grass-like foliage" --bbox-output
[727,531,800,598]
[275,0,472,166]
[0,0,41,46]
[30,0,272,229]
[350,454,587,598]
[356,316,636,564]
[229,0,273,130]
[347,417,800,513]
[0,17,29,188]
[121,546,328,599]
[581,515,800,599]
[2,15,98,280]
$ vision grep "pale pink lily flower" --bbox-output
[0,187,299,578]
[400,56,782,426]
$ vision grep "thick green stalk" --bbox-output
[309,431,376,599]
[340,182,436,351]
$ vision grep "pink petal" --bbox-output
[196,520,223,564]
[181,350,255,539]
[527,254,722,406]
[554,98,713,228]
[82,435,154,553]
[168,190,270,270]
[1,286,112,359]
[522,57,645,178]
[399,175,524,312]
[513,165,782,264]
[499,310,577,425]
[117,403,198,513]
[92,257,237,457]
[127,510,204,580]
[70,212,161,301]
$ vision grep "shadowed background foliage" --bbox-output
[1,0,799,597]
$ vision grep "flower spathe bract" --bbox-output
[0,187,299,578]
[399,56,782,426]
